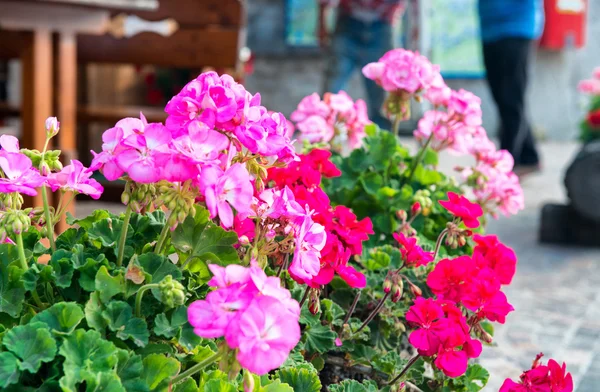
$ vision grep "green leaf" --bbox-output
[275,367,321,392]
[142,354,181,392]
[130,211,166,248]
[59,329,119,392]
[55,228,86,250]
[154,306,187,338]
[85,372,125,392]
[85,292,107,332]
[263,381,294,392]
[31,302,84,335]
[327,379,378,392]
[171,207,239,266]
[88,217,133,257]
[178,324,202,350]
[67,209,111,230]
[412,165,443,185]
[321,299,345,323]
[174,379,199,392]
[116,350,149,391]
[102,301,149,347]
[0,352,20,388]
[95,266,126,302]
[458,364,490,392]
[365,250,391,270]
[203,379,236,392]
[138,253,182,283]
[423,148,439,166]
[2,322,57,373]
[359,172,384,196]
[366,129,398,171]
[0,244,25,318]
[50,256,75,288]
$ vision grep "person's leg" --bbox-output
[483,38,539,166]
[323,15,358,95]
[361,22,392,130]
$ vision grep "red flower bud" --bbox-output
[411,201,421,216]
[383,278,393,294]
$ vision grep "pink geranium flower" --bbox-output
[0,152,45,196]
[0,134,20,152]
[289,214,326,281]
[226,296,301,375]
[439,192,483,228]
[46,160,104,199]
[500,355,573,392]
[393,232,434,267]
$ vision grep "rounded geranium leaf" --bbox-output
[275,367,322,392]
[31,302,84,335]
[0,352,20,388]
[141,354,180,391]
[2,322,57,373]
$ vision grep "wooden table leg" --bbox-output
[21,28,53,208]
[56,31,77,233]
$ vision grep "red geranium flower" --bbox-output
[439,191,483,228]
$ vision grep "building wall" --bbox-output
[245,0,600,141]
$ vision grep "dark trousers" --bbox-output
[483,38,540,166]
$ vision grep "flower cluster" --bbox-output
[291,91,371,153]
[0,133,102,201]
[91,71,297,225]
[393,232,434,268]
[187,264,300,375]
[500,354,573,392]
[413,85,524,217]
[267,149,373,288]
[405,233,516,377]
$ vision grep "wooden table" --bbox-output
[0,0,158,231]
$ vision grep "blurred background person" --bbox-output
[319,0,407,130]
[478,0,544,176]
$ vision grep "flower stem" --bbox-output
[16,233,44,309]
[387,354,421,385]
[117,206,132,268]
[135,283,160,317]
[299,286,310,307]
[393,114,402,135]
[343,291,361,326]
[402,133,434,187]
[354,292,389,334]
[433,229,448,261]
[154,212,173,255]
[41,186,56,252]
[170,351,222,386]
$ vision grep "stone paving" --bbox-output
[77,141,600,392]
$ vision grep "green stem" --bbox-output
[135,283,159,317]
[432,229,448,262]
[387,354,421,385]
[55,192,77,221]
[16,233,44,309]
[117,206,133,268]
[393,114,402,135]
[154,221,170,255]
[402,133,434,187]
[41,186,56,252]
[170,352,223,386]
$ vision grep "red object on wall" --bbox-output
[540,0,587,49]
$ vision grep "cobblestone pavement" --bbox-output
[78,141,600,392]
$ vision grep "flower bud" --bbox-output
[45,117,60,138]
[265,229,276,241]
[409,282,422,297]
[238,235,250,246]
[396,210,407,222]
[457,235,467,247]
[382,278,393,294]
[411,202,421,216]
[39,161,51,176]
[391,280,404,303]
[243,370,255,392]
[121,191,130,205]
[158,275,186,308]
[309,298,320,315]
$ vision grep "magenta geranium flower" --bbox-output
[200,163,254,228]
[439,191,483,228]
[0,152,45,196]
[406,297,445,356]
[500,355,573,392]
[46,160,103,199]
[473,234,517,285]
[426,256,474,304]
[393,232,434,267]
[289,214,326,281]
